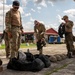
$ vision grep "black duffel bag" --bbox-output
[7,58,33,71]
[7,58,44,71]
[34,54,51,68]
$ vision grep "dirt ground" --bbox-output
[21,43,67,55]
[0,44,75,75]
[22,43,67,55]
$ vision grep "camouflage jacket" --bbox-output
[5,9,23,32]
[34,23,46,40]
[65,20,73,33]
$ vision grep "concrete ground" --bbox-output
[0,44,75,75]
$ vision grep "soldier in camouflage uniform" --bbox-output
[5,1,24,58]
[62,15,75,58]
[34,20,46,54]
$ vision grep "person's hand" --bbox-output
[40,32,44,35]
[21,29,24,34]
[7,32,12,38]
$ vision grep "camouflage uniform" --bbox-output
[62,15,75,57]
[34,23,46,54]
[64,20,75,56]
[5,8,23,58]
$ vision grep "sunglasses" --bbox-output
[14,6,19,9]
[63,19,66,20]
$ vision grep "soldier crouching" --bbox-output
[34,20,46,54]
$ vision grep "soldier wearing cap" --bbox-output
[62,15,75,58]
[34,20,46,54]
[5,1,24,58]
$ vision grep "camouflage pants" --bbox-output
[4,32,11,57]
[11,26,21,58]
[65,32,75,55]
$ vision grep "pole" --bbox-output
[3,0,5,31]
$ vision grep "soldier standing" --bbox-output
[5,1,24,58]
[62,15,75,58]
[34,20,46,54]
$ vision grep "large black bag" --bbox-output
[24,52,35,62]
[58,23,65,38]
[34,54,51,68]
[7,58,44,71]
[32,58,45,71]
[7,51,45,71]
[7,58,32,71]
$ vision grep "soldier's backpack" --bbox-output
[58,23,65,38]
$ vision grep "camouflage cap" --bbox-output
[34,20,38,23]
[62,15,68,20]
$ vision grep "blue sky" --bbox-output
[0,0,75,35]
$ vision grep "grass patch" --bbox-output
[20,43,36,48]
[0,44,5,49]
[0,43,36,49]
[45,61,73,75]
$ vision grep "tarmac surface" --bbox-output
[0,44,75,75]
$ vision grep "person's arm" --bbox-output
[34,26,38,43]
[41,24,46,35]
[5,11,12,38]
[19,11,24,33]
[66,21,73,28]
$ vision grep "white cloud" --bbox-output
[33,0,66,7]
[0,0,6,4]
[48,1,54,6]
[57,14,65,23]
[33,0,42,4]
[30,17,35,22]
[37,10,41,13]
[38,20,45,24]
[0,16,3,25]
[25,13,31,17]
[37,7,41,13]
[40,0,47,7]
[45,24,51,30]
[19,7,24,14]
[21,0,27,6]
[31,8,35,12]
[25,21,33,25]
[37,6,41,10]
[34,0,47,7]
[23,21,34,31]
[64,9,75,17]
[48,23,58,32]
[47,0,66,2]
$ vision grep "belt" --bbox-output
[11,25,20,28]
[65,32,72,35]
